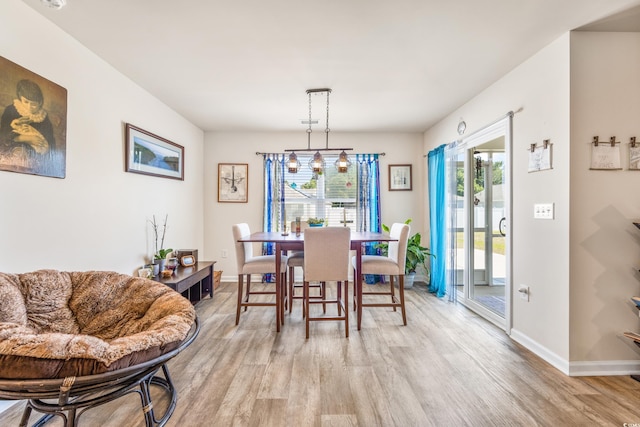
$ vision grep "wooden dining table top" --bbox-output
[238,230,395,244]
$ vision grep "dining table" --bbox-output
[238,230,397,332]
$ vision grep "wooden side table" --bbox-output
[155,261,215,305]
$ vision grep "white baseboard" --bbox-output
[510,328,570,374]
[510,328,640,376]
[567,360,640,376]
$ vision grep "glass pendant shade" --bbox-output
[309,151,325,173]
[335,150,352,173]
[287,152,300,173]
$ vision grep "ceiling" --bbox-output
[22,0,640,133]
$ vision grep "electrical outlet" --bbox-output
[221,249,228,258]
[518,285,529,302]
[534,203,554,219]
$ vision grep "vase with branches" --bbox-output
[149,214,172,271]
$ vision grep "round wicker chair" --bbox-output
[0,270,200,427]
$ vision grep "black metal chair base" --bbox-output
[20,364,176,427]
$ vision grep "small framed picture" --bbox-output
[630,142,640,170]
[125,123,184,180]
[389,164,412,191]
[180,255,196,267]
[218,163,248,203]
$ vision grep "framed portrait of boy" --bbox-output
[0,56,67,178]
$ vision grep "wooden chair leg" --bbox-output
[281,272,287,325]
[352,272,358,311]
[244,274,251,311]
[337,280,342,316]
[390,275,397,311]
[288,266,294,313]
[283,271,287,312]
[235,274,244,325]
[322,282,327,313]
[398,276,407,325]
[302,283,306,318]
[344,280,349,338]
[304,281,310,339]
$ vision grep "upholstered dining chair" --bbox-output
[352,222,410,325]
[287,221,325,315]
[303,227,351,338]
[232,223,287,326]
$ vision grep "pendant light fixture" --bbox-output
[335,150,352,173]
[309,150,326,173]
[287,152,300,173]
[285,88,352,174]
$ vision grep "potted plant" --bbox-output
[307,217,325,227]
[377,219,433,288]
[149,214,173,273]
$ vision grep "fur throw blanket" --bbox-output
[0,270,196,379]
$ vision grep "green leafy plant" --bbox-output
[307,217,325,225]
[377,219,434,274]
[155,248,174,260]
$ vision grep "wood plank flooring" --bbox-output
[2,280,640,426]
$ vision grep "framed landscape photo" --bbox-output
[389,164,412,191]
[218,163,248,203]
[125,123,184,180]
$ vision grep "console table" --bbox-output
[155,261,215,305]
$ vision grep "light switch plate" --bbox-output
[534,203,554,219]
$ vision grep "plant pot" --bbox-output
[149,263,160,277]
[154,258,166,274]
[404,271,416,289]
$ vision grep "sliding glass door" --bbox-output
[446,116,512,331]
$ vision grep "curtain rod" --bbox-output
[423,109,519,157]
[255,151,385,156]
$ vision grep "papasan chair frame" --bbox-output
[0,317,199,427]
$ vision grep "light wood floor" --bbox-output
[2,280,640,426]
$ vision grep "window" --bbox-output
[284,154,357,230]
[262,152,380,236]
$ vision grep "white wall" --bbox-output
[570,32,640,364]
[0,1,204,275]
[424,31,640,375]
[203,132,424,280]
[424,34,573,368]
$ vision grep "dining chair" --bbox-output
[287,221,325,315]
[303,227,351,338]
[232,223,287,326]
[352,222,410,325]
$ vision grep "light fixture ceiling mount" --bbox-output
[285,88,352,174]
[41,0,67,10]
